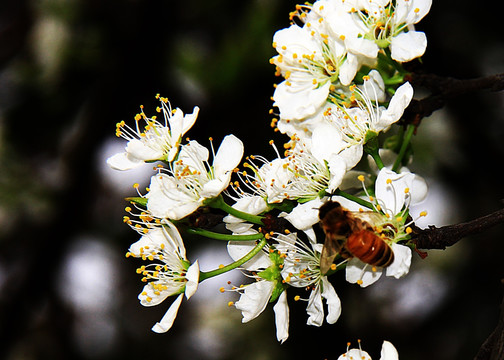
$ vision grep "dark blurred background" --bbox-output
[0,0,503,359]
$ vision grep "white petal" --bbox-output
[377,82,413,131]
[327,155,347,192]
[281,198,323,231]
[311,123,346,161]
[200,177,230,199]
[306,285,324,326]
[213,135,244,177]
[227,241,271,271]
[151,294,184,333]
[235,280,274,323]
[125,138,163,161]
[274,80,331,120]
[338,52,359,86]
[225,222,257,235]
[321,277,341,324]
[385,243,412,279]
[346,258,383,287]
[129,228,169,257]
[138,282,175,306]
[360,69,386,103]
[273,291,290,343]
[184,260,200,299]
[375,168,411,215]
[146,175,200,220]
[409,174,428,204]
[162,220,187,258]
[346,37,379,58]
[223,196,268,224]
[380,340,399,360]
[390,31,427,62]
[106,152,143,171]
[339,144,364,170]
[338,349,372,360]
[169,107,199,145]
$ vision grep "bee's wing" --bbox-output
[352,212,383,230]
[320,233,345,275]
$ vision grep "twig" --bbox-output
[412,207,504,250]
[474,292,504,360]
[404,72,504,125]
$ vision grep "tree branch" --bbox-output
[412,207,504,250]
[474,292,504,360]
[403,72,504,125]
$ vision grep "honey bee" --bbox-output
[319,201,394,274]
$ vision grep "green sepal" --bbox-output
[363,130,379,146]
[270,282,289,303]
[257,249,283,281]
[125,196,148,208]
[267,199,297,213]
[256,249,287,303]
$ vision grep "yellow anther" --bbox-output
[227,301,234,307]
[339,34,346,41]
[386,178,392,184]
[219,287,225,293]
[357,280,363,285]
[218,264,225,269]
[294,295,301,301]
[404,187,410,194]
[357,175,365,182]
[420,211,428,217]
[406,226,413,234]
[330,263,337,270]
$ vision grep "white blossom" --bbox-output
[322,0,432,62]
[338,340,399,360]
[338,167,427,287]
[227,240,290,343]
[107,96,199,170]
[320,76,413,169]
[279,233,342,326]
[146,135,244,220]
[126,221,199,333]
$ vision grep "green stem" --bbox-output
[392,124,415,172]
[369,150,385,170]
[206,195,264,225]
[333,189,374,209]
[186,228,265,241]
[363,135,384,170]
[199,237,268,281]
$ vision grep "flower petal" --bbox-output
[380,340,399,360]
[321,277,341,324]
[281,198,324,231]
[385,243,412,279]
[184,260,200,299]
[390,31,427,62]
[235,280,274,323]
[227,241,271,271]
[151,293,184,333]
[306,285,324,326]
[377,82,413,131]
[213,135,244,177]
[346,258,383,287]
[106,152,143,171]
[273,291,289,343]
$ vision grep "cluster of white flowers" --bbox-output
[108,0,432,353]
